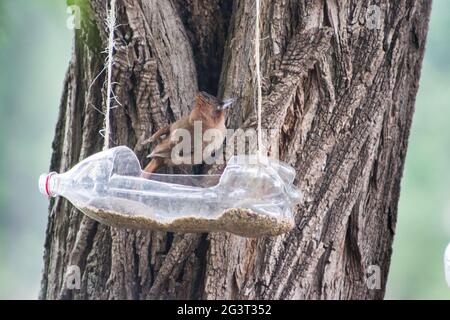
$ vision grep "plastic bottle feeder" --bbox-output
[39,146,301,237]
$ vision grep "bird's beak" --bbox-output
[218,98,236,110]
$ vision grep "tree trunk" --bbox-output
[40,0,431,300]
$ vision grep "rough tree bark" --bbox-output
[40,0,431,300]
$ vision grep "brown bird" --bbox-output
[143,91,235,173]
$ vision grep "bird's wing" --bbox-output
[147,116,193,159]
[141,125,170,145]
[149,125,170,142]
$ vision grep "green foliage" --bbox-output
[386,0,450,299]
[0,2,8,44]
[0,0,71,299]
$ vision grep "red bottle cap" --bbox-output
[38,172,57,198]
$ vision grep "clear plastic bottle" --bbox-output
[39,146,301,237]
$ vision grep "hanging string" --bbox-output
[104,0,117,150]
[254,0,263,157]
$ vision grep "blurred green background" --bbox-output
[0,0,448,299]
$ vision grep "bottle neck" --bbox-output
[39,172,59,197]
